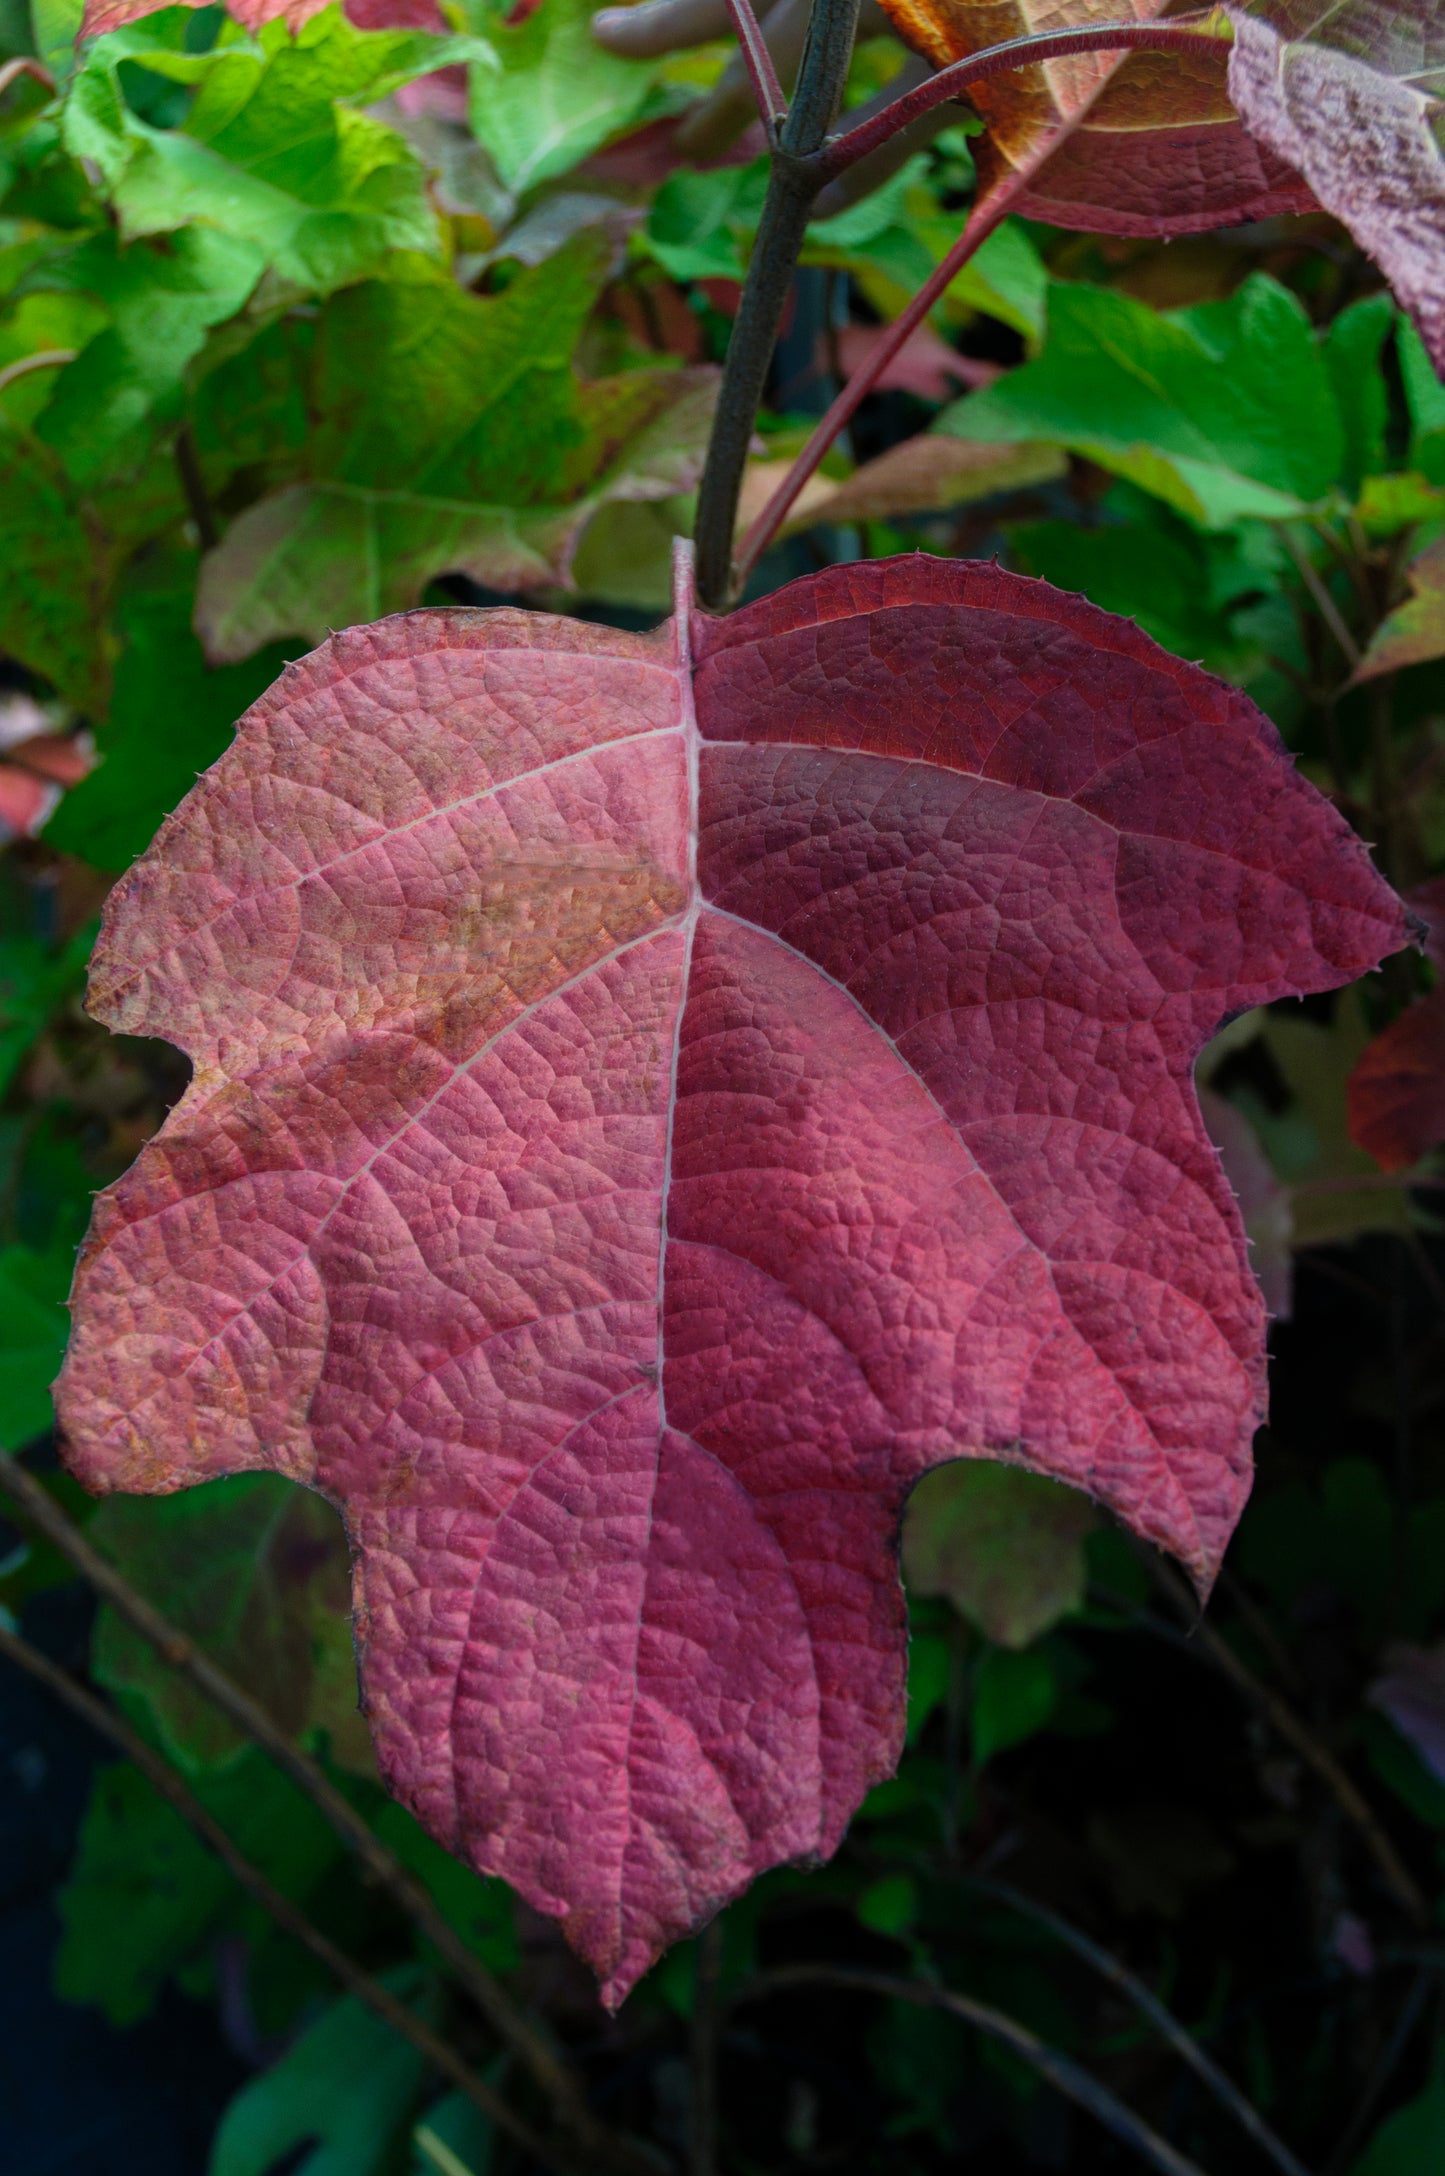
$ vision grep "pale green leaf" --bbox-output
[940,275,1344,525]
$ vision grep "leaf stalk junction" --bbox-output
[692,9,1227,608]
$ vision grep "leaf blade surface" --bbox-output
[57,558,1408,2002]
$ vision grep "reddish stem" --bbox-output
[0,56,57,98]
[819,19,1223,178]
[734,15,1226,585]
[722,0,789,126]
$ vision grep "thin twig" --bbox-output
[1145,1554,1429,1927]
[0,1451,648,2172]
[175,423,219,552]
[731,183,1016,585]
[693,0,862,606]
[818,20,1225,179]
[733,1964,1211,2176]
[1323,1964,1434,2176]
[0,55,56,98]
[963,1875,1313,2176]
[1278,525,1363,673]
[0,1621,563,2171]
[720,0,787,125]
[0,348,76,395]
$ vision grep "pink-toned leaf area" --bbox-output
[56,557,1408,2004]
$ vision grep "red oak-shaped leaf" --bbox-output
[1226,4,1445,373]
[56,555,1407,2003]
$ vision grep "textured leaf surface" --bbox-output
[58,555,1408,2002]
[194,245,717,660]
[1226,3,1445,374]
[873,0,1313,237]
[64,12,487,294]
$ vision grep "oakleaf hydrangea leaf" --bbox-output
[57,553,1408,2004]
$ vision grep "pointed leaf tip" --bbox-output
[59,560,1408,2000]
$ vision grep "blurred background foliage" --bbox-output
[3,2,1445,2171]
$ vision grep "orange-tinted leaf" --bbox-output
[1355,534,1445,683]
[873,0,1314,236]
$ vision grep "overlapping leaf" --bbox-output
[63,9,492,293]
[873,0,1313,235]
[58,554,1407,2001]
[194,242,717,660]
[1225,3,1445,373]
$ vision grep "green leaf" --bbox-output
[940,275,1344,525]
[195,246,715,657]
[211,1974,433,2176]
[641,158,767,286]
[805,163,1045,343]
[0,419,116,706]
[1353,2074,1445,2176]
[971,1646,1056,1765]
[1258,992,1412,1246]
[53,1750,341,2024]
[0,919,92,1097]
[44,556,295,869]
[373,1801,518,1975]
[1324,292,1394,492]
[63,8,490,292]
[37,225,263,485]
[89,1470,372,1773]
[903,1461,1096,1650]
[1400,317,1445,486]
[0,1239,73,1450]
[467,0,659,197]
[0,287,108,431]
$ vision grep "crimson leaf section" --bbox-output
[56,558,1407,2005]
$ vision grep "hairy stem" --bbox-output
[964,1876,1314,2176]
[0,1452,653,2173]
[734,1965,1211,2176]
[0,1621,565,2169]
[693,0,861,608]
